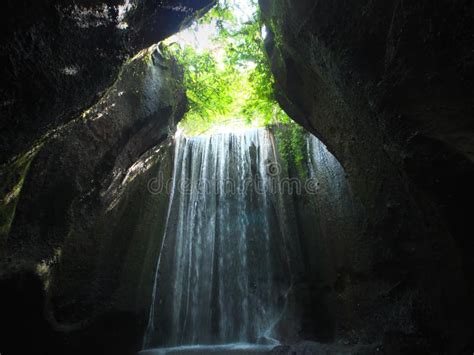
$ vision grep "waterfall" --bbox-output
[306,135,361,239]
[306,136,348,202]
[141,129,362,353]
[143,129,295,350]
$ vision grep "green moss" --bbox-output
[273,122,308,178]
[0,150,38,252]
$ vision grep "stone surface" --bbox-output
[261,0,474,352]
[0,0,215,164]
[0,45,181,354]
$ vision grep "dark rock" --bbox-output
[0,0,215,164]
[271,341,379,355]
[0,45,182,354]
[0,268,58,355]
[6,44,184,262]
[261,0,474,352]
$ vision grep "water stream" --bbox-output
[141,129,356,353]
[143,129,296,350]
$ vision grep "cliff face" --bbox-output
[0,45,182,355]
[0,0,214,164]
[261,0,474,352]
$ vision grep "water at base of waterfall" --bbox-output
[139,342,278,355]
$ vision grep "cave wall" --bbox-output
[0,0,215,164]
[261,0,474,353]
[5,45,184,262]
[1,140,175,355]
[0,45,181,354]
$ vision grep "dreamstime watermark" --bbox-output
[147,162,319,196]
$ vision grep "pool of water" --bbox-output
[140,343,277,355]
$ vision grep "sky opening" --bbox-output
[164,0,290,136]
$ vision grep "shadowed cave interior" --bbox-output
[0,1,473,355]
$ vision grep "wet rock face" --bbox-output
[0,0,214,164]
[0,46,181,354]
[261,0,474,352]
[7,45,184,262]
[260,0,474,161]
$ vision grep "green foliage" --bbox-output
[273,122,308,176]
[167,0,290,135]
[169,45,237,134]
[0,151,36,247]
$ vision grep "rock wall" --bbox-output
[0,45,181,355]
[261,0,474,353]
[0,0,215,164]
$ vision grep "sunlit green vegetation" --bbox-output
[165,0,307,166]
[166,0,291,135]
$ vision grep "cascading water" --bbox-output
[142,129,297,352]
[306,134,362,241]
[141,129,359,354]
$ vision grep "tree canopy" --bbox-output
[166,0,291,135]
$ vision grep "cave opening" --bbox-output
[139,1,364,353]
[164,0,291,136]
[1,0,472,354]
